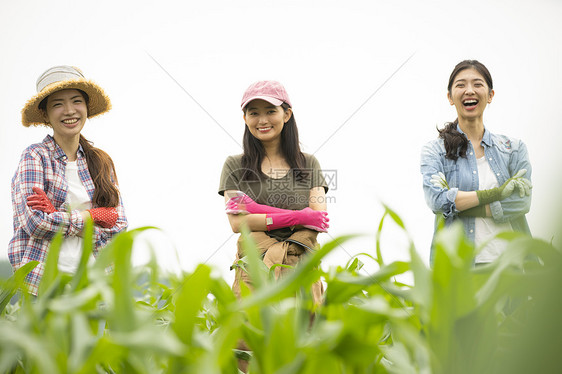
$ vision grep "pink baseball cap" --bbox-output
[240,80,292,109]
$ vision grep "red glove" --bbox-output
[266,207,329,232]
[87,207,118,228]
[26,187,56,214]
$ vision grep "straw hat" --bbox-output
[21,65,111,127]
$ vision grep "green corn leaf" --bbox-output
[173,264,212,345]
[238,235,358,310]
[325,261,409,304]
[68,313,96,372]
[70,216,95,293]
[48,285,101,312]
[107,230,135,332]
[109,326,185,356]
[406,242,431,318]
[0,322,58,373]
[38,230,64,296]
[383,204,406,230]
[0,261,38,314]
[239,225,267,290]
[375,211,387,266]
[75,336,126,374]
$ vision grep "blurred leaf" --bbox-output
[70,216,94,293]
[345,256,367,273]
[375,211,387,266]
[108,230,136,332]
[233,348,252,361]
[325,261,409,304]
[406,242,431,320]
[383,204,406,230]
[238,235,358,309]
[38,230,63,296]
[0,322,58,373]
[76,336,126,374]
[110,325,185,355]
[239,225,267,290]
[0,261,38,314]
[48,285,101,312]
[68,313,96,372]
[173,264,212,345]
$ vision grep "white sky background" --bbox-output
[1,0,561,283]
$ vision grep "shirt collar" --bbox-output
[455,124,492,147]
[43,135,86,161]
[481,128,492,147]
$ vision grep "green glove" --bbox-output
[459,205,486,217]
[476,169,532,205]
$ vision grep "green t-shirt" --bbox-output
[218,153,328,239]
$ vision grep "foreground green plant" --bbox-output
[0,208,560,373]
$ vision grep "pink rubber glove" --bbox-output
[266,207,329,232]
[226,191,288,215]
[26,187,56,214]
[87,207,118,228]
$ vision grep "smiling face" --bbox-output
[243,99,292,145]
[447,68,494,121]
[43,89,88,142]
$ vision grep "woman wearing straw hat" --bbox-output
[219,80,329,305]
[9,65,128,295]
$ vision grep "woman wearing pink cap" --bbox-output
[219,80,329,304]
[9,66,128,295]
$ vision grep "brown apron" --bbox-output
[231,228,324,305]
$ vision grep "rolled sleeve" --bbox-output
[421,141,459,218]
[67,210,85,237]
[444,188,460,218]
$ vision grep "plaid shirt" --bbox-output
[9,135,127,295]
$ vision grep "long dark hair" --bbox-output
[39,90,120,207]
[241,102,306,181]
[438,60,493,160]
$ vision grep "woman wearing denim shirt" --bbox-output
[420,60,532,264]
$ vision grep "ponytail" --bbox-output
[79,135,120,207]
[438,119,468,161]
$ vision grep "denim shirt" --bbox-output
[420,126,532,250]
